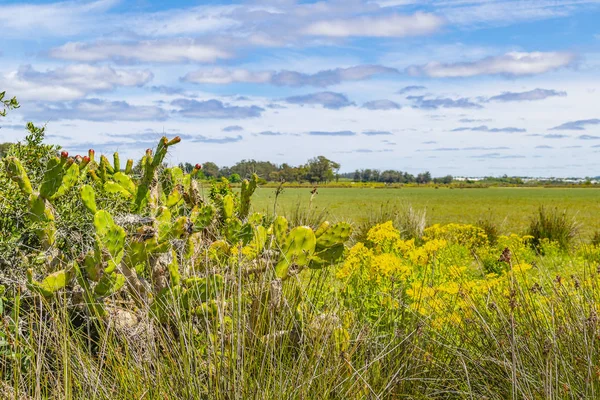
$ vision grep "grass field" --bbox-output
[249,186,600,238]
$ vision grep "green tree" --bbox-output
[202,161,220,178]
[305,156,340,183]
[0,91,19,117]
[416,171,432,184]
[229,173,241,183]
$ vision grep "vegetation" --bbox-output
[250,186,600,239]
[527,206,580,251]
[3,100,600,397]
[0,91,19,117]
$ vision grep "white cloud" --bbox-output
[0,0,118,37]
[407,51,575,78]
[1,64,153,101]
[438,0,597,27]
[171,99,264,119]
[22,99,168,122]
[361,99,401,110]
[487,88,567,102]
[303,12,444,37]
[183,65,398,87]
[126,6,239,37]
[184,68,272,85]
[49,39,231,63]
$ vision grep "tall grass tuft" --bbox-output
[286,200,329,230]
[591,230,600,246]
[476,213,501,245]
[354,202,426,243]
[527,205,579,250]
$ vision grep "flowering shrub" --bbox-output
[337,221,600,334]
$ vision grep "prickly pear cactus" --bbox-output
[4,157,32,194]
[27,268,70,298]
[94,210,126,272]
[239,173,258,220]
[80,184,97,214]
[275,226,316,279]
[311,222,352,268]
[273,216,288,246]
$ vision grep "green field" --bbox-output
[250,186,600,237]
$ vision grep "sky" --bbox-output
[1,0,600,177]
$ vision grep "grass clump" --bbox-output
[354,201,426,243]
[476,213,501,245]
[527,205,579,250]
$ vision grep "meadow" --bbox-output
[3,133,600,399]
[250,186,600,238]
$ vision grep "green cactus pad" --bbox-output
[310,244,346,268]
[80,185,97,214]
[4,157,33,195]
[113,172,136,194]
[94,210,126,264]
[52,163,79,199]
[113,152,121,172]
[275,226,316,278]
[104,181,133,198]
[28,193,56,247]
[124,159,134,174]
[314,221,330,238]
[166,187,182,208]
[239,173,258,220]
[191,205,215,231]
[27,269,69,298]
[182,274,224,306]
[315,222,352,249]
[39,157,65,199]
[273,216,288,246]
[223,194,234,219]
[94,272,126,297]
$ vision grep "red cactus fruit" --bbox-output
[195,163,202,170]
[60,151,69,158]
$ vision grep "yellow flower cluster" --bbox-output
[423,223,488,248]
[366,221,402,252]
[337,221,600,332]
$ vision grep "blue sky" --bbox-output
[1,0,600,177]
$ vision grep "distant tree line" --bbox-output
[178,156,447,184]
[178,156,340,183]
[342,170,452,184]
